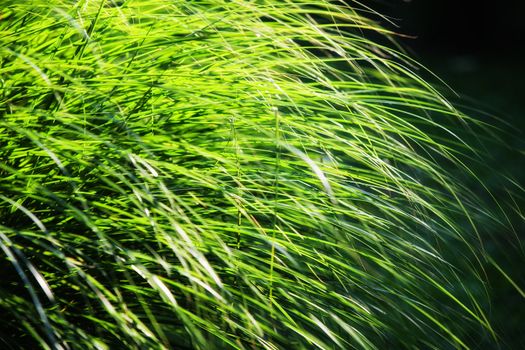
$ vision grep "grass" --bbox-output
[0,0,523,349]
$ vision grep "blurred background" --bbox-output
[374,0,524,130]
[370,1,525,348]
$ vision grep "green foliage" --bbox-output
[0,1,521,349]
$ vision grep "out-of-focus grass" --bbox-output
[0,1,523,349]
[425,54,525,349]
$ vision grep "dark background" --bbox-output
[369,1,525,348]
[375,0,525,54]
[373,0,525,127]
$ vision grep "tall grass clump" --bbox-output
[0,1,522,349]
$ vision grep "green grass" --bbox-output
[0,1,522,349]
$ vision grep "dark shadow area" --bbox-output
[369,1,525,348]
[372,0,524,125]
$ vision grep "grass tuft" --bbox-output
[0,1,522,349]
